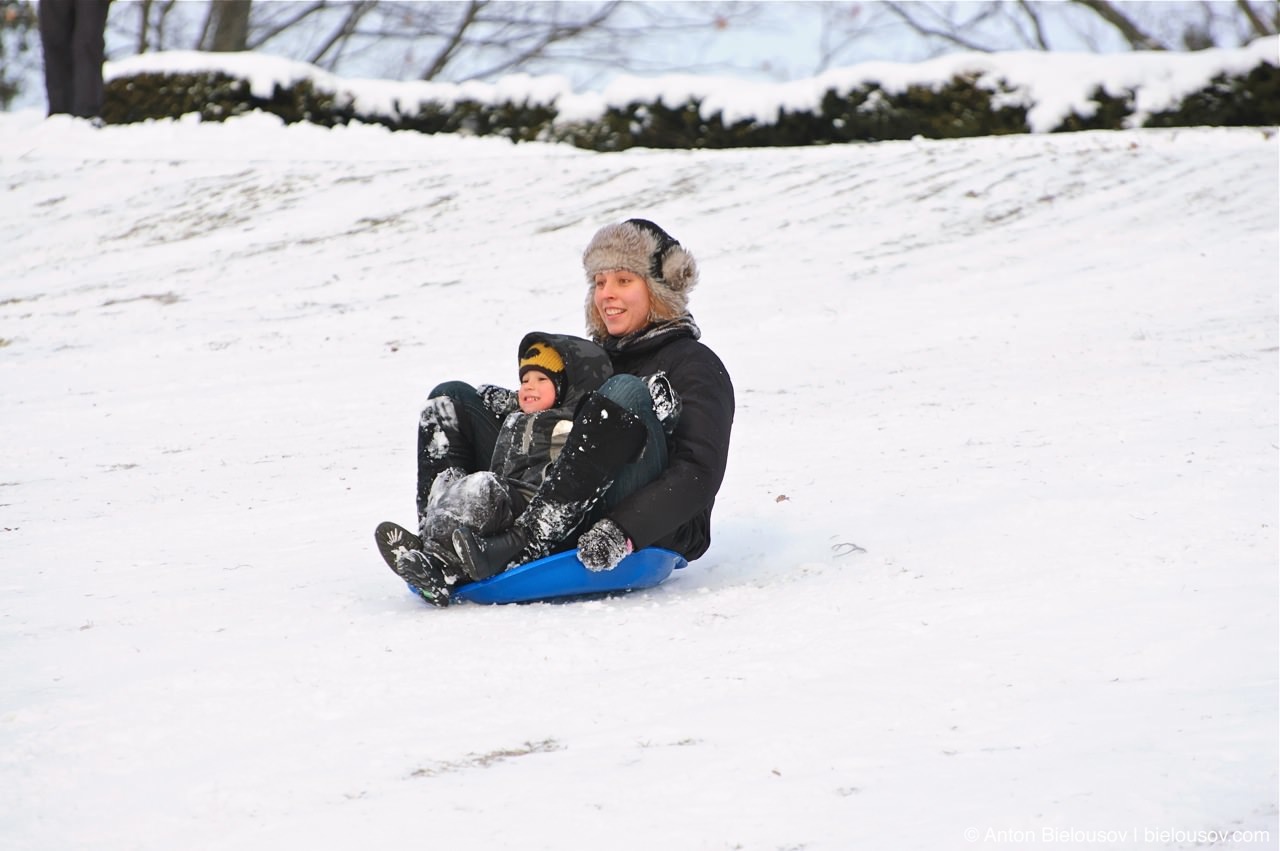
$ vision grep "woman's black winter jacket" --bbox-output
[602,321,734,560]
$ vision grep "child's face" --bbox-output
[519,370,557,413]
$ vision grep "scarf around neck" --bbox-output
[597,314,701,355]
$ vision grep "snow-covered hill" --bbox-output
[1,108,1276,850]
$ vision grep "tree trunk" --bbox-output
[207,0,251,52]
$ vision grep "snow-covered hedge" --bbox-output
[102,39,1279,149]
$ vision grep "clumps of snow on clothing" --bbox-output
[576,518,633,572]
[421,469,513,544]
[646,371,682,431]
[419,396,459,461]
[476,383,518,417]
[513,496,595,565]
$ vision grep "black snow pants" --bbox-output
[38,0,112,118]
[415,381,506,519]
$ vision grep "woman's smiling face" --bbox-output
[592,269,653,337]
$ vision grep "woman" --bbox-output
[385,219,735,600]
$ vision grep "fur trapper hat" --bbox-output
[582,218,699,338]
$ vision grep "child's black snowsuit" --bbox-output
[418,332,613,551]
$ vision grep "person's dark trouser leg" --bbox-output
[416,381,503,517]
[597,374,668,510]
[38,0,74,116]
[69,0,110,118]
[535,391,648,508]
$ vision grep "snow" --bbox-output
[104,37,1280,132]
[2,49,1278,851]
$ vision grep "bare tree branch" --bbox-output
[813,3,866,74]
[456,2,621,81]
[153,0,182,53]
[135,0,151,53]
[420,0,486,81]
[1236,0,1273,37]
[247,1,333,52]
[882,1,1000,52]
[306,0,377,67]
[1069,0,1168,50]
[195,0,214,52]
[1016,0,1051,49]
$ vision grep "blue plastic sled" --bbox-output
[446,547,687,605]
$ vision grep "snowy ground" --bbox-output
[1,109,1276,850]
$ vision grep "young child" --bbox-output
[376,332,613,604]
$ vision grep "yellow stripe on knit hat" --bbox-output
[519,342,564,376]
